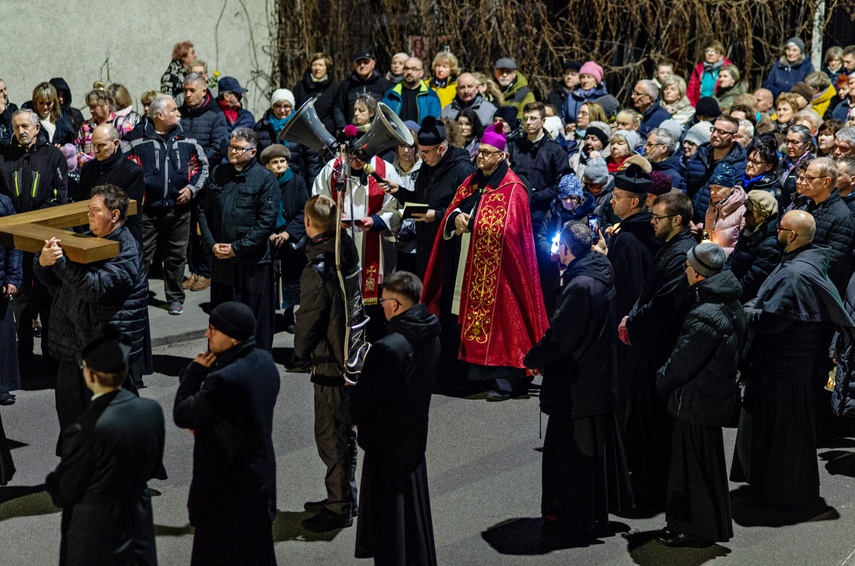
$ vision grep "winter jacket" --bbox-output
[381,81,442,123]
[508,135,571,229]
[656,270,747,426]
[607,209,662,320]
[650,151,687,192]
[714,81,747,112]
[0,135,68,212]
[763,57,815,98]
[334,70,391,131]
[0,102,17,145]
[123,121,208,210]
[525,251,617,417]
[705,185,747,253]
[793,190,855,291]
[663,97,696,126]
[546,83,571,117]
[178,92,229,166]
[253,109,322,184]
[35,225,149,377]
[79,150,146,247]
[741,172,784,212]
[74,114,136,169]
[639,101,673,139]
[273,171,308,241]
[832,273,855,416]
[501,72,537,119]
[293,231,361,384]
[198,159,279,265]
[725,215,781,302]
[221,106,255,137]
[293,71,338,136]
[812,85,837,119]
[439,93,497,127]
[779,151,814,205]
[561,84,608,124]
[686,142,747,223]
[427,75,458,108]
[348,303,440,464]
[0,195,21,290]
[687,58,732,106]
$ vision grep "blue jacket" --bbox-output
[763,57,815,98]
[561,84,608,123]
[686,142,746,223]
[639,101,672,139]
[381,81,441,122]
[651,151,687,192]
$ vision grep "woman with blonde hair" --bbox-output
[74,86,134,169]
[471,72,504,107]
[714,65,747,112]
[107,83,141,133]
[428,51,460,107]
[661,76,696,125]
[29,82,75,145]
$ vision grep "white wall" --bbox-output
[0,0,277,120]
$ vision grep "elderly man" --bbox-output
[381,57,441,123]
[686,115,747,223]
[35,184,150,437]
[732,210,853,508]
[46,328,165,566]
[645,128,686,192]
[79,124,145,247]
[834,127,855,159]
[439,72,497,126]
[124,94,209,315]
[753,88,776,118]
[1,108,68,366]
[174,301,280,564]
[791,157,854,292]
[334,48,391,132]
[422,122,548,401]
[631,80,672,138]
[493,57,536,119]
[198,128,279,352]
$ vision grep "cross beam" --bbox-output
[0,200,138,264]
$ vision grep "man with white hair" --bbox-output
[793,108,823,137]
[834,127,855,159]
[736,119,755,149]
[631,80,671,138]
[645,128,686,191]
[439,72,497,126]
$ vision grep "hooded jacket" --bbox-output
[705,185,747,253]
[253,108,322,184]
[501,72,537,119]
[763,56,815,98]
[178,91,229,165]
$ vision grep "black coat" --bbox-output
[79,150,146,247]
[275,172,308,241]
[174,339,280,526]
[507,135,571,227]
[686,142,746,223]
[293,70,338,136]
[626,229,695,365]
[607,209,662,320]
[656,270,747,426]
[793,190,855,292]
[253,108,322,183]
[334,70,391,132]
[178,92,229,165]
[0,134,68,212]
[46,389,165,566]
[348,303,440,464]
[525,252,617,417]
[725,216,781,302]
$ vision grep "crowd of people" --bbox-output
[2,34,855,563]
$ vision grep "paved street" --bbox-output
[2,281,855,565]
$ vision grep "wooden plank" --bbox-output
[0,224,119,264]
[0,200,138,230]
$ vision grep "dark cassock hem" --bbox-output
[211,263,275,352]
[0,409,14,485]
[191,517,276,566]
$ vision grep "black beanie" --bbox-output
[210,302,256,341]
[418,116,446,145]
[494,106,519,130]
[695,97,721,119]
[586,126,609,148]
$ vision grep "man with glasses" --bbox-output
[492,57,536,119]
[381,57,441,124]
[631,80,671,138]
[790,157,854,292]
[124,94,208,315]
[422,122,548,401]
[439,72,497,126]
[646,128,686,192]
[686,115,747,223]
[619,190,695,508]
[334,48,390,132]
[198,128,279,351]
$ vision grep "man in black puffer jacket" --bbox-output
[34,185,148,439]
[655,243,746,548]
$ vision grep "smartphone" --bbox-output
[587,214,600,243]
[550,232,561,255]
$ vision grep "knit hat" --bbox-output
[59,143,77,173]
[417,116,445,145]
[557,174,583,199]
[480,122,507,151]
[595,94,620,119]
[579,61,604,84]
[271,88,295,107]
[614,164,652,194]
[82,324,131,375]
[543,116,563,140]
[209,301,256,341]
[588,120,611,137]
[260,144,290,165]
[695,97,721,119]
[586,126,609,147]
[790,82,814,102]
[709,161,737,188]
[494,106,519,130]
[785,37,806,54]
[687,242,727,278]
[648,171,673,196]
[657,119,686,141]
[684,121,713,147]
[563,60,583,72]
[613,130,641,152]
[745,189,779,219]
[494,57,517,70]
[583,157,609,184]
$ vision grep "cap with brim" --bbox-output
[494,57,517,70]
[352,48,374,62]
[218,76,247,94]
[418,116,445,145]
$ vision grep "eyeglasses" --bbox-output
[229,145,253,153]
[705,49,720,55]
[644,141,665,148]
[747,158,768,166]
[378,297,399,306]
[797,174,825,182]
[630,91,649,98]
[776,226,798,236]
[651,214,676,222]
[711,127,736,136]
[273,103,292,110]
[785,139,806,146]
[418,146,441,157]
[476,148,503,157]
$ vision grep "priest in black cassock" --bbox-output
[349,271,440,565]
[525,222,633,539]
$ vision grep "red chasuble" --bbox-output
[422,167,548,369]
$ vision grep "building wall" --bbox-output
[0,0,276,121]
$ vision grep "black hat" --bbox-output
[563,60,583,72]
[351,47,374,62]
[695,96,722,119]
[209,301,256,341]
[585,126,609,148]
[417,116,445,145]
[494,106,519,130]
[82,323,131,375]
[613,164,652,194]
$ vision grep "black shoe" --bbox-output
[487,390,512,402]
[304,498,358,516]
[655,528,713,548]
[302,508,353,532]
[0,392,14,406]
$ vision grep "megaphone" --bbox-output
[351,102,415,161]
[276,99,338,159]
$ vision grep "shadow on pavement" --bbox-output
[730,486,839,527]
[482,517,631,555]
[0,485,58,521]
[820,449,855,477]
[152,354,192,377]
[625,529,731,565]
[155,523,194,536]
[272,509,344,542]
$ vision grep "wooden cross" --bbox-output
[0,200,137,264]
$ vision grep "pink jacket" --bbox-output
[705,185,746,254]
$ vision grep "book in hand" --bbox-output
[402,202,430,219]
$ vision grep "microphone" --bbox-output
[362,163,392,192]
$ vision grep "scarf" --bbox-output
[218,99,238,125]
[274,169,294,230]
[269,112,292,147]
